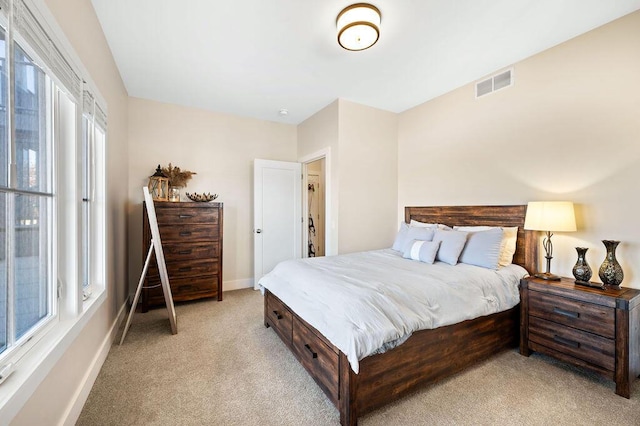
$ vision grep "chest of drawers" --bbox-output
[141,201,223,311]
[520,277,640,398]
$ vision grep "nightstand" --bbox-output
[520,277,640,398]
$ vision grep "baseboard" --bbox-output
[61,299,129,425]
[223,278,254,292]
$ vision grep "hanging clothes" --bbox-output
[308,183,316,257]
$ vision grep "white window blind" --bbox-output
[13,0,82,100]
[83,86,107,129]
[82,88,94,118]
[95,103,107,129]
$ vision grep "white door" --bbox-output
[254,159,302,289]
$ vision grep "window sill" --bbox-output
[0,288,107,422]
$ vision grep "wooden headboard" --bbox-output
[405,205,538,275]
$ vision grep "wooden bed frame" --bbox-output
[264,205,538,425]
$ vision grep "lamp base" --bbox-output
[533,272,562,281]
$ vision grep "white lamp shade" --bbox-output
[337,4,381,51]
[524,201,577,232]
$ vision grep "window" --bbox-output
[81,116,89,295]
[0,27,7,356]
[81,96,106,301]
[0,0,107,374]
[0,32,56,361]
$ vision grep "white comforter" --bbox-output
[259,249,526,373]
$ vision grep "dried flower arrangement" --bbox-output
[161,163,196,187]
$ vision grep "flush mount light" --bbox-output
[337,3,381,51]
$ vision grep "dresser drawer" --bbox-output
[292,317,339,404]
[529,290,614,338]
[146,275,218,305]
[155,206,219,225]
[265,292,293,345]
[161,243,219,261]
[529,316,615,371]
[149,259,219,280]
[159,225,219,242]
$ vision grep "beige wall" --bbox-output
[298,99,398,255]
[398,11,640,288]
[12,0,130,424]
[127,98,298,291]
[338,100,398,253]
[298,101,340,254]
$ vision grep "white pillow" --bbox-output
[458,228,504,269]
[499,227,518,267]
[453,225,493,231]
[403,240,441,264]
[454,225,518,267]
[410,219,452,230]
[433,229,469,265]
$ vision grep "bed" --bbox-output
[261,205,538,425]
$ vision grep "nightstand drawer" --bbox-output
[529,290,614,338]
[529,316,615,371]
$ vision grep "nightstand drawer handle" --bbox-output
[553,307,580,319]
[178,249,192,255]
[304,344,318,359]
[553,335,580,349]
[272,310,283,320]
[179,231,192,237]
[179,214,193,219]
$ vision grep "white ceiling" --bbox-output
[91,0,640,124]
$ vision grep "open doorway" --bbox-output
[306,158,325,257]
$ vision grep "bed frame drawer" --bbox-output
[265,292,293,345]
[292,317,339,405]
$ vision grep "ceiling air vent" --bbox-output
[475,69,513,98]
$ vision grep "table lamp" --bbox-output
[524,201,576,280]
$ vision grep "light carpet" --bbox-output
[77,288,640,425]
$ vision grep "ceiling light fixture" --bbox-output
[336,3,381,51]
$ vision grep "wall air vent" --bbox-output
[475,69,513,98]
